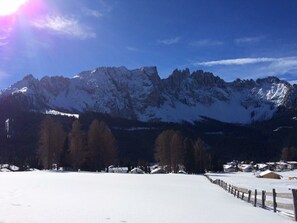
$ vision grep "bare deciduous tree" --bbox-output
[87,120,117,171]
[68,120,85,170]
[37,116,66,169]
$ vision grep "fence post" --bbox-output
[241,192,244,200]
[272,189,277,213]
[237,190,240,198]
[254,189,257,207]
[248,190,251,203]
[292,189,297,221]
[234,188,237,197]
[262,190,266,208]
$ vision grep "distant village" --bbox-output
[223,160,297,179]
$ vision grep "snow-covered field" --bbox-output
[206,170,297,217]
[0,172,293,223]
[206,170,297,192]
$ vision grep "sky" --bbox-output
[0,0,297,88]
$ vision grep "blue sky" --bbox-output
[0,0,297,88]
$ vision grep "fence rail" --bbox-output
[204,175,297,221]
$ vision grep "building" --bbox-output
[286,161,297,170]
[241,164,253,172]
[223,164,236,173]
[5,118,14,139]
[275,161,288,171]
[258,170,282,179]
[255,163,269,171]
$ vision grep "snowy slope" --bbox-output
[0,67,295,124]
[0,172,291,223]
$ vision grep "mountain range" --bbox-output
[1,66,297,124]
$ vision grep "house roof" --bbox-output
[259,170,281,177]
[287,161,297,164]
[223,165,235,169]
[241,164,252,170]
[255,163,268,169]
[276,161,287,165]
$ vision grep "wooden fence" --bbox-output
[204,175,297,221]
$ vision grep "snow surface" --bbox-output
[0,172,292,223]
[0,67,293,124]
[206,170,297,192]
[45,110,79,119]
[206,171,297,216]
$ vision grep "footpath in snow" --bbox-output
[0,172,293,223]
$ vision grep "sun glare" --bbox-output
[0,0,27,16]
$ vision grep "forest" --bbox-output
[0,106,297,172]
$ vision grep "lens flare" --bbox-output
[0,0,27,16]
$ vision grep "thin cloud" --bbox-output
[194,56,297,82]
[0,28,12,47]
[97,0,112,13]
[235,36,264,44]
[0,70,9,81]
[82,8,103,18]
[158,37,180,45]
[126,46,139,52]
[32,15,96,40]
[195,57,276,66]
[190,39,224,47]
[262,57,297,76]
[0,40,8,47]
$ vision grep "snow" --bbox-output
[112,127,157,131]
[45,110,79,119]
[140,90,276,124]
[8,165,19,171]
[0,164,19,172]
[273,126,293,132]
[256,163,268,169]
[206,171,297,193]
[0,168,11,172]
[0,172,291,223]
[130,168,144,174]
[258,170,276,177]
[150,167,165,174]
[0,66,293,124]
[13,87,28,94]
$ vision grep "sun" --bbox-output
[0,0,27,16]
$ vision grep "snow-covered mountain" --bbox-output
[0,66,296,124]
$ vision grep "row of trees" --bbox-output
[38,116,117,171]
[154,130,217,173]
[281,146,297,161]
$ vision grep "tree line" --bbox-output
[154,130,219,173]
[281,146,297,161]
[37,116,117,171]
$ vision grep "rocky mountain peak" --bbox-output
[191,70,225,86]
[256,76,284,85]
[0,66,295,124]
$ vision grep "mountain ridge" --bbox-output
[0,66,296,124]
